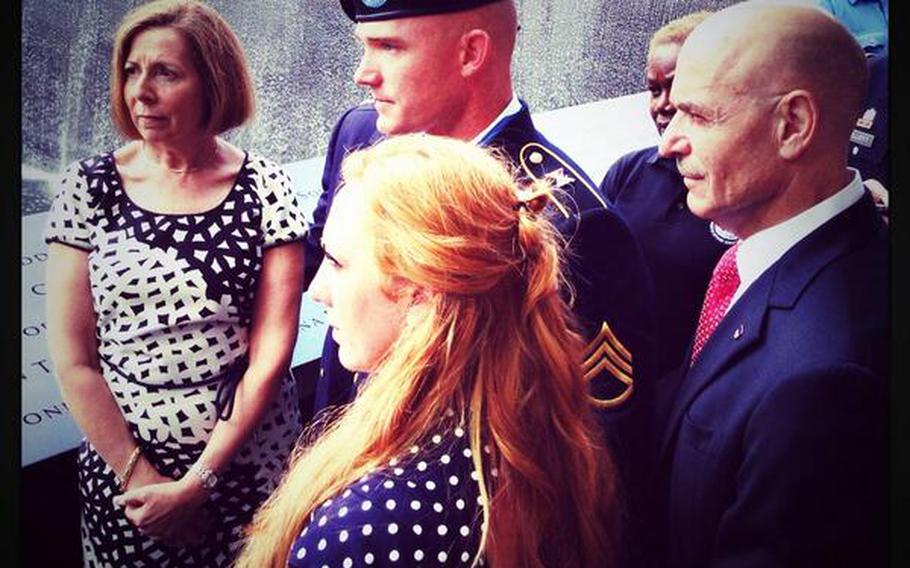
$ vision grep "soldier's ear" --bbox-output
[459,29,491,77]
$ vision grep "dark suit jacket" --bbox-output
[655,192,889,567]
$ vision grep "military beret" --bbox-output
[340,0,502,22]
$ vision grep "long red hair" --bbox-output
[237,134,620,567]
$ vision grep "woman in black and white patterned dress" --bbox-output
[44,2,306,566]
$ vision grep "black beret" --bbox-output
[340,0,502,22]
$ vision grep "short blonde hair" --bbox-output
[648,10,713,57]
[109,0,255,138]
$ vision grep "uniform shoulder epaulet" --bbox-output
[517,142,608,214]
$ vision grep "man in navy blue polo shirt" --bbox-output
[601,11,733,382]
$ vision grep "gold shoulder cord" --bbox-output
[582,322,634,409]
[518,142,609,211]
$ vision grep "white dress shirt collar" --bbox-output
[730,168,866,307]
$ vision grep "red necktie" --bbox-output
[691,243,740,365]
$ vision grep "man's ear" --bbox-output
[459,29,491,77]
[776,89,817,160]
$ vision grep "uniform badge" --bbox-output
[709,222,738,245]
[856,107,876,130]
[543,167,575,189]
[850,129,875,148]
[582,322,634,408]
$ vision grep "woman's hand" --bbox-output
[113,474,212,547]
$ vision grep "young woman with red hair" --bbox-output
[238,134,620,567]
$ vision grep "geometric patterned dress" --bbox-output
[44,151,307,567]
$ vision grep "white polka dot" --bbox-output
[410,445,420,454]
[491,467,499,477]
[461,551,471,562]
[415,549,425,561]
[362,500,372,511]
[410,500,421,511]
[339,530,349,543]
[477,495,485,505]
[413,523,423,535]
[433,502,444,513]
[365,552,375,565]
[317,538,327,551]
[438,551,448,562]
[463,448,472,458]
[454,427,465,437]
[470,470,479,481]
[437,524,448,536]
[362,483,370,492]
[343,558,353,568]
[432,434,442,444]
[441,454,451,465]
[425,480,436,490]
[449,475,459,486]
[388,522,399,535]
[322,498,333,508]
[406,480,417,488]
[455,498,465,510]
[417,461,428,472]
[389,549,400,562]
[362,524,373,536]
[300,526,309,537]
[343,489,352,498]
[296,547,307,559]
[386,499,397,510]
[318,515,328,527]
[460,525,470,537]
[339,506,349,517]
[483,444,492,454]
[383,480,395,489]
[389,457,399,466]
[394,467,405,476]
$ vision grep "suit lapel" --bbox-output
[657,277,772,460]
[657,192,884,463]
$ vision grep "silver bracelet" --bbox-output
[188,461,219,491]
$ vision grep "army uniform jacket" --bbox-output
[304,102,656,520]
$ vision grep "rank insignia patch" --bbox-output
[582,321,634,408]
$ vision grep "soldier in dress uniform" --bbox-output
[304,0,656,559]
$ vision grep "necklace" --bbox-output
[143,140,219,174]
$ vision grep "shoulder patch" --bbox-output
[582,321,634,408]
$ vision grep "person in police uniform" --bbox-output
[601,11,732,383]
[304,0,656,559]
[849,48,888,221]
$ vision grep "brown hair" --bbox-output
[237,134,620,567]
[109,0,255,138]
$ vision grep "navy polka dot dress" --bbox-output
[288,424,485,566]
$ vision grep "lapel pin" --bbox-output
[733,324,745,340]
